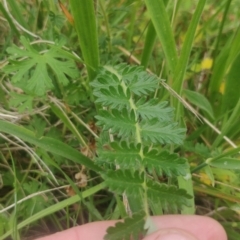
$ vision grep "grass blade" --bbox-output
[144,0,178,75]
[221,54,240,113]
[0,120,101,172]
[141,21,157,69]
[0,182,106,240]
[209,27,240,98]
[172,0,206,116]
[69,0,99,81]
[50,103,87,147]
[0,3,20,37]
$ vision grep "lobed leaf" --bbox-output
[147,180,192,211]
[143,150,188,177]
[103,170,144,198]
[97,142,188,177]
[4,36,79,96]
[94,85,130,110]
[95,109,136,138]
[91,70,120,90]
[104,211,146,240]
[136,98,174,121]
[126,71,159,96]
[97,141,142,170]
[9,92,34,112]
[93,64,159,97]
[140,119,186,145]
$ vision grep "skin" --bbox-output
[36,215,227,240]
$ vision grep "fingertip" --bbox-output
[143,228,199,240]
[35,221,116,240]
[200,216,227,240]
[151,215,227,240]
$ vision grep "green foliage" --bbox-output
[104,211,146,240]
[183,89,214,120]
[1,1,240,239]
[22,181,50,215]
[0,120,101,173]
[146,181,192,210]
[97,142,188,177]
[103,170,145,198]
[96,109,136,138]
[4,36,79,96]
[9,92,34,112]
[92,64,192,238]
[92,64,186,145]
[208,157,240,170]
[222,53,240,112]
[70,0,99,80]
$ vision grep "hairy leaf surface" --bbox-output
[96,109,136,138]
[126,72,158,96]
[136,98,174,121]
[91,73,120,90]
[97,141,142,169]
[114,64,159,95]
[103,170,144,198]
[143,150,188,177]
[147,180,192,210]
[141,120,186,145]
[94,85,130,110]
[92,63,191,218]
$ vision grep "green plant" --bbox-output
[91,64,192,238]
[1,0,240,239]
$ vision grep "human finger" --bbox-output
[36,215,227,240]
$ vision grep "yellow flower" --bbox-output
[201,58,213,70]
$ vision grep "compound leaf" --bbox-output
[91,70,120,90]
[104,211,146,240]
[115,64,159,96]
[126,72,159,96]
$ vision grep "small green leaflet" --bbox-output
[4,36,79,96]
[9,92,33,112]
[141,119,186,145]
[104,211,146,240]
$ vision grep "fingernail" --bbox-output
[144,228,199,240]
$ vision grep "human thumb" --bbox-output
[143,228,199,240]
